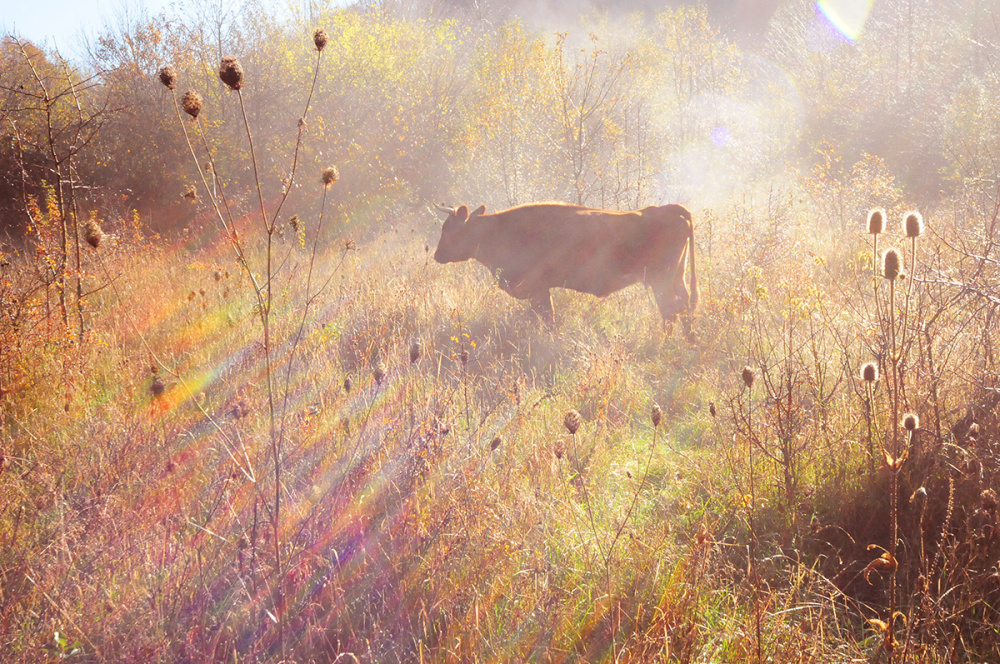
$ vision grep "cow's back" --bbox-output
[476,204,689,298]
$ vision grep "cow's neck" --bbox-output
[465,216,489,263]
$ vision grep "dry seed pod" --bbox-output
[460,349,469,366]
[373,362,386,385]
[709,401,716,418]
[867,208,885,235]
[343,376,352,393]
[321,166,339,187]
[182,89,203,118]
[904,211,924,238]
[903,413,919,431]
[409,340,422,364]
[741,366,755,389]
[490,436,502,451]
[651,403,662,427]
[219,56,244,90]
[313,28,328,52]
[883,249,902,281]
[150,377,165,397]
[862,362,878,382]
[564,409,581,435]
[158,66,177,90]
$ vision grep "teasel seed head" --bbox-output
[343,376,352,393]
[219,56,244,90]
[651,403,662,427]
[709,401,717,417]
[321,166,340,187]
[867,208,885,235]
[903,413,919,431]
[181,89,203,118]
[373,361,386,385]
[862,362,878,382]
[883,248,902,281]
[409,340,422,364]
[460,349,469,366]
[490,436,502,451]
[741,366,755,389]
[564,409,581,435]
[904,211,924,238]
[313,28,328,52]
[289,215,300,232]
[158,66,177,90]
[554,439,565,460]
[150,377,165,397]
[83,219,103,249]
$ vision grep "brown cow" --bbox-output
[433,202,699,333]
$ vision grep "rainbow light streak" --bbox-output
[817,0,875,41]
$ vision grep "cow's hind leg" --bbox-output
[528,290,555,326]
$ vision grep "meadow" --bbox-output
[2,1,999,661]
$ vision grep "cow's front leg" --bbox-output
[528,290,555,326]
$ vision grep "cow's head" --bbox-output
[433,204,486,264]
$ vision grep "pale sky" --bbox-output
[2,0,178,56]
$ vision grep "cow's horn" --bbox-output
[434,203,457,215]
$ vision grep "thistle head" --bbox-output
[321,166,340,187]
[903,413,919,431]
[741,366,755,389]
[157,66,177,90]
[564,409,581,435]
[862,362,878,383]
[181,89,203,118]
[313,28,328,52]
[904,211,924,238]
[883,248,902,281]
[867,208,885,235]
[219,56,244,90]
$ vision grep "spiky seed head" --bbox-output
[158,66,177,90]
[214,270,222,282]
[651,403,662,427]
[343,376,352,393]
[83,219,103,249]
[460,349,469,366]
[373,362,386,385]
[553,439,565,459]
[409,340,422,364]
[321,166,340,187]
[867,208,885,235]
[903,413,919,431]
[289,215,300,232]
[313,28,328,51]
[490,436,502,451]
[862,362,878,382]
[883,248,902,281]
[741,366,755,389]
[219,56,244,90]
[709,401,717,417]
[181,89,203,118]
[904,211,924,238]
[151,377,165,397]
[564,409,581,434]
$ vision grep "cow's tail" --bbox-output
[687,217,699,312]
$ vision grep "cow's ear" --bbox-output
[470,205,486,218]
[456,205,469,222]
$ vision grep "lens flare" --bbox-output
[817,0,874,41]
